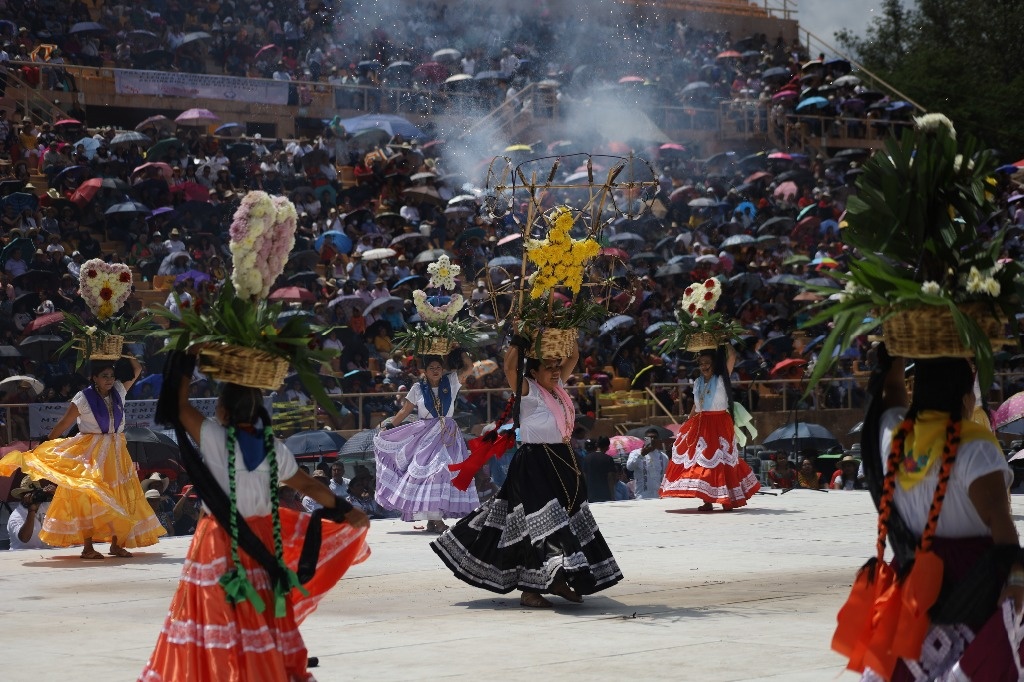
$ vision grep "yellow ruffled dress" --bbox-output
[0,381,165,548]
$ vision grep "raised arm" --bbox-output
[503,343,524,393]
[725,344,736,376]
[455,350,474,384]
[558,339,580,384]
[881,354,908,410]
[177,375,206,445]
[121,355,143,393]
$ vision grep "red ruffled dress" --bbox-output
[659,374,760,506]
[139,419,370,682]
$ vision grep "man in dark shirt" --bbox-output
[584,437,616,503]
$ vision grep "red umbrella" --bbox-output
[170,181,210,202]
[791,216,821,242]
[22,312,64,335]
[70,177,102,206]
[745,171,773,183]
[496,233,522,246]
[716,50,742,60]
[54,119,82,127]
[269,286,315,303]
[254,44,281,61]
[599,247,630,260]
[412,61,448,83]
[770,358,808,377]
[768,152,793,160]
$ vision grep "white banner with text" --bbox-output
[113,70,289,105]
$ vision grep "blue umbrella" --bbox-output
[338,114,426,140]
[214,122,244,136]
[734,200,757,218]
[314,230,353,253]
[284,430,347,456]
[74,136,102,160]
[487,256,520,268]
[2,192,38,213]
[886,101,913,113]
[394,275,428,288]
[130,374,163,398]
[50,165,91,189]
[795,97,829,111]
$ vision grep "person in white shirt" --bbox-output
[499,48,519,74]
[329,461,350,498]
[369,279,390,300]
[461,54,476,76]
[7,480,54,550]
[471,280,489,303]
[626,429,670,499]
[164,282,193,316]
[163,228,186,254]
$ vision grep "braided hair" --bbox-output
[220,383,304,617]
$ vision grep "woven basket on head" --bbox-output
[198,344,290,390]
[685,331,720,353]
[87,334,124,361]
[421,337,455,356]
[526,327,577,359]
[882,303,1005,359]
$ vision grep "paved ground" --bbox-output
[7,490,1012,681]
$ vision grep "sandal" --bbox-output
[550,579,583,604]
[519,592,553,608]
[108,546,133,558]
[81,549,105,560]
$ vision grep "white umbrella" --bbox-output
[0,375,44,395]
[360,247,397,261]
[599,315,635,335]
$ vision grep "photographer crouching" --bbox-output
[8,479,55,550]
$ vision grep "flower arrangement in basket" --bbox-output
[654,276,744,354]
[394,254,477,356]
[516,205,606,358]
[803,113,1024,389]
[59,259,153,366]
[152,191,335,404]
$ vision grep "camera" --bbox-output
[26,489,53,506]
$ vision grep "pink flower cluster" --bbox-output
[229,192,298,299]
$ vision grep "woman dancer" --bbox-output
[374,349,479,532]
[659,346,760,510]
[432,335,622,608]
[0,357,164,558]
[140,368,370,681]
[842,349,1024,681]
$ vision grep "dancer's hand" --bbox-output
[344,508,370,529]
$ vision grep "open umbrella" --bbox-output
[314,231,352,253]
[454,228,485,245]
[770,357,808,377]
[412,61,449,83]
[413,249,454,264]
[327,294,368,311]
[599,247,630,260]
[432,48,462,62]
[487,256,520,268]
[993,392,1024,434]
[339,114,426,140]
[178,31,212,47]
[106,200,150,215]
[470,360,499,379]
[625,425,674,440]
[124,427,180,466]
[174,270,211,285]
[364,296,406,316]
[175,108,219,125]
[338,429,379,458]
[135,115,174,133]
[606,435,644,457]
[0,345,21,357]
[132,161,173,181]
[269,286,315,303]
[360,247,398,261]
[761,422,840,454]
[2,192,38,213]
[392,275,428,289]
[54,119,83,128]
[0,375,44,395]
[17,334,63,362]
[214,122,244,136]
[146,137,181,160]
[600,315,635,335]
[69,21,107,34]
[284,430,347,456]
[497,233,522,247]
[73,136,101,159]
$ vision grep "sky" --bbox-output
[797,0,887,54]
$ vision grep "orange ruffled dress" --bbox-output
[139,420,370,682]
[659,374,760,506]
[0,382,165,548]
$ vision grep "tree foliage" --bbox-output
[835,0,1024,159]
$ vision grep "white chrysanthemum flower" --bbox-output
[426,255,460,290]
[983,278,1001,297]
[913,113,956,140]
[921,281,941,296]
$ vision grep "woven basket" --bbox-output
[685,331,720,353]
[527,327,577,359]
[88,334,124,360]
[883,304,1005,359]
[421,337,455,356]
[198,344,290,390]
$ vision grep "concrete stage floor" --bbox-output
[7,490,1012,681]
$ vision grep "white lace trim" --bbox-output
[671,434,740,467]
[659,473,759,502]
[180,556,274,591]
[161,618,306,654]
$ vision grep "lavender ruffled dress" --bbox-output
[373,372,479,521]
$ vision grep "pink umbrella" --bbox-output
[496,233,522,246]
[772,89,798,102]
[618,75,645,84]
[132,162,173,181]
[660,142,686,152]
[599,247,630,260]
[773,180,798,200]
[412,61,448,83]
[606,435,644,457]
[175,108,219,125]
[768,152,793,160]
[269,286,315,303]
[993,391,1024,432]
[254,44,281,61]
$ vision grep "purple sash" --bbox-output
[82,385,123,434]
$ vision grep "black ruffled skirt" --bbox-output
[431,443,623,595]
